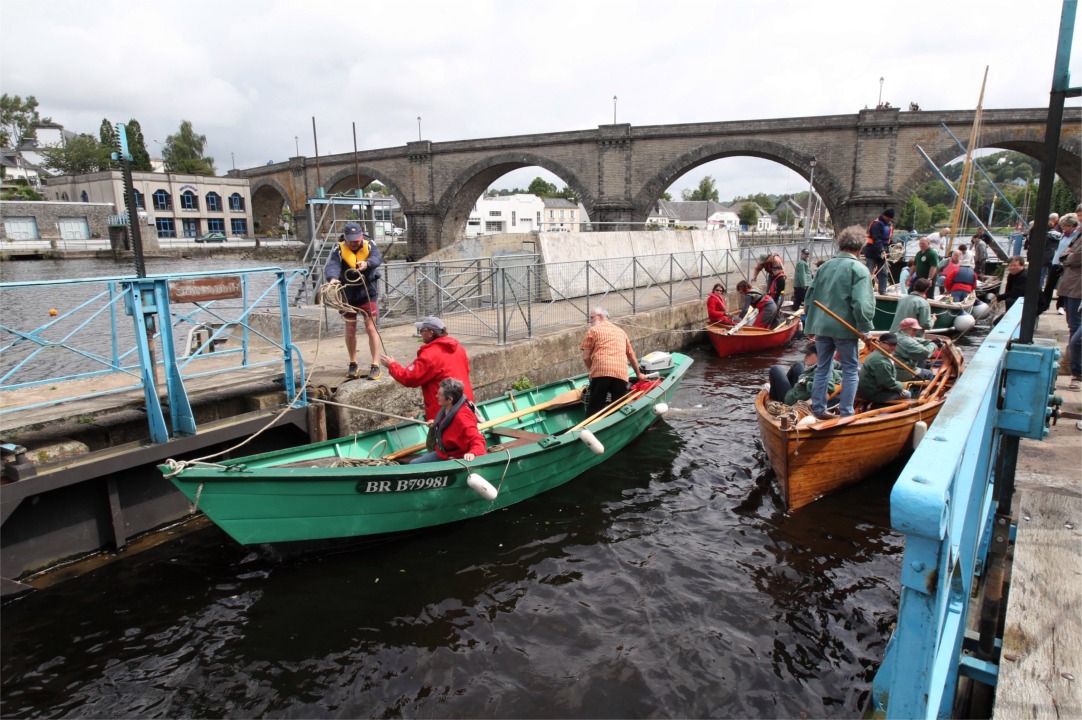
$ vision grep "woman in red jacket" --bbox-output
[706,282,733,324]
[410,378,487,464]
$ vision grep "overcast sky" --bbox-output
[2,0,1079,202]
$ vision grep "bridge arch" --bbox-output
[632,138,845,229]
[250,177,292,237]
[435,151,595,245]
[323,166,411,212]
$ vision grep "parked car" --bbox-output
[389,226,405,237]
[195,232,226,243]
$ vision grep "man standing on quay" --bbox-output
[580,307,641,414]
[803,225,877,419]
[864,208,894,294]
[324,222,383,380]
[380,316,474,421]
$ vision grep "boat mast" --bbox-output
[946,66,988,254]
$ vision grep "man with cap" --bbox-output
[894,318,938,380]
[767,342,840,406]
[380,316,474,421]
[791,247,812,312]
[864,208,895,294]
[324,222,384,380]
[857,333,912,405]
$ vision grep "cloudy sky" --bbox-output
[2,0,1078,201]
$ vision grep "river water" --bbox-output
[1,343,913,719]
[0,257,990,718]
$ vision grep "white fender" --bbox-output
[653,402,669,416]
[913,420,928,450]
[970,301,990,320]
[954,313,976,332]
[467,473,498,501]
[579,428,605,455]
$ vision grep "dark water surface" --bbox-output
[1,344,914,719]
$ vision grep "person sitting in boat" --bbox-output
[735,281,779,329]
[889,278,933,333]
[768,342,840,405]
[380,316,475,421]
[410,378,487,464]
[856,333,912,405]
[898,259,916,290]
[894,319,938,381]
[706,282,733,324]
[943,252,977,303]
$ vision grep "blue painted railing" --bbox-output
[0,267,308,443]
[871,302,1060,718]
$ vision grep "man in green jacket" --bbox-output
[894,318,937,380]
[889,278,933,332]
[803,225,877,419]
[791,247,812,311]
[857,333,912,404]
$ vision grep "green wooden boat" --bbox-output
[162,352,692,545]
[873,290,975,333]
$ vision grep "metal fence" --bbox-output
[373,241,830,344]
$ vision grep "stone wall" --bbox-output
[0,200,115,240]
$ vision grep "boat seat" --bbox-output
[487,425,548,451]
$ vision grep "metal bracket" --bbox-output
[996,339,1060,439]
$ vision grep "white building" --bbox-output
[44,170,254,239]
[541,197,582,231]
[466,194,545,237]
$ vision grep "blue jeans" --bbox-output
[951,290,970,303]
[813,337,860,416]
[410,451,441,464]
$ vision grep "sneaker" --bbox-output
[1058,308,1066,315]
[1070,378,1081,391]
[367,364,382,381]
[346,361,360,379]
[815,410,840,421]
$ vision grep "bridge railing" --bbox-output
[373,241,830,342]
[870,301,1060,718]
[0,267,307,443]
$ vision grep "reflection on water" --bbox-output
[0,345,918,719]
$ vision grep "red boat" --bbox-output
[705,315,801,357]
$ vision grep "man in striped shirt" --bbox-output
[580,307,641,414]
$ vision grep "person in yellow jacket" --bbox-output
[324,222,384,379]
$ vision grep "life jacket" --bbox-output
[338,240,371,269]
[866,218,893,245]
[954,266,976,287]
[747,290,771,312]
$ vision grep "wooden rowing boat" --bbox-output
[161,352,692,545]
[705,315,801,357]
[873,290,976,333]
[755,339,964,511]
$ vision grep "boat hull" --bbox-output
[165,354,691,545]
[756,392,946,510]
[706,316,801,357]
[873,293,975,333]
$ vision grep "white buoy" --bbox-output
[797,415,818,427]
[913,420,928,449]
[970,301,990,320]
[467,473,498,501]
[578,428,605,455]
[653,402,669,416]
[954,313,976,333]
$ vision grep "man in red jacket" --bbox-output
[379,316,475,421]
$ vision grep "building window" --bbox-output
[133,189,145,209]
[485,221,503,232]
[512,211,516,227]
[231,218,248,236]
[182,219,200,238]
[229,193,245,211]
[155,218,176,238]
[181,190,199,211]
[206,192,222,212]
[207,218,225,233]
[537,211,541,226]
[153,189,172,211]
[488,211,502,217]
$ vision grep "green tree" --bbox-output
[1,184,43,201]
[163,119,215,175]
[98,119,118,170]
[527,177,558,197]
[732,192,774,212]
[557,186,579,204]
[737,203,760,228]
[929,203,952,226]
[775,207,795,227]
[1051,178,1077,217]
[39,134,113,175]
[0,94,49,147]
[681,175,720,202]
[126,119,152,171]
[367,181,389,196]
[903,194,932,231]
[659,191,672,201]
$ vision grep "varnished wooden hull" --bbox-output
[756,393,946,510]
[706,316,801,357]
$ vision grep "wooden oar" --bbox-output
[727,308,758,335]
[808,400,920,431]
[812,301,920,378]
[384,387,584,461]
[569,387,647,432]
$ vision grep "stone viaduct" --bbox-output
[240,107,1082,258]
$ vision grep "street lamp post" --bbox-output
[878,77,884,107]
[294,136,299,156]
[613,95,617,124]
[231,152,235,171]
[804,156,817,241]
[417,116,422,141]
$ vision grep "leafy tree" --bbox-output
[929,203,952,226]
[0,94,49,147]
[902,195,932,231]
[681,175,720,202]
[39,134,113,175]
[775,207,795,227]
[659,191,672,201]
[126,119,152,171]
[527,177,558,197]
[557,186,579,204]
[162,119,215,175]
[1051,178,1077,217]
[367,181,389,196]
[1,184,43,201]
[737,203,760,227]
[98,119,117,170]
[732,192,775,212]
